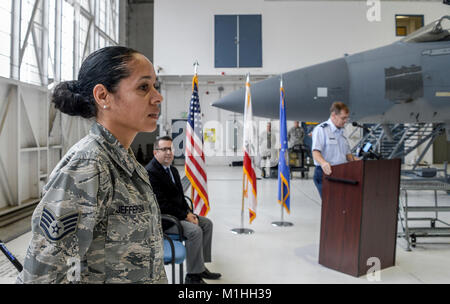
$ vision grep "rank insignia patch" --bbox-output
[39,207,80,242]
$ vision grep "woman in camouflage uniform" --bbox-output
[16,46,167,283]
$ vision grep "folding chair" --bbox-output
[162,215,186,284]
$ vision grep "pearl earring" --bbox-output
[103,105,107,109]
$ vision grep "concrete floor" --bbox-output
[1,165,450,284]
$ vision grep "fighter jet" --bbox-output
[213,16,450,132]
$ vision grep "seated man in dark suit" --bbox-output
[146,136,221,284]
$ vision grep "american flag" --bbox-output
[185,75,210,216]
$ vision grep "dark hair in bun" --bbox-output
[52,80,95,118]
[52,46,140,118]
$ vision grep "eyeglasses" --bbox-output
[155,147,172,152]
[337,115,349,121]
[334,112,349,121]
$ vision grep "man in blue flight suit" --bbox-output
[311,102,358,197]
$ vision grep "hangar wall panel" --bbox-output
[128,2,154,61]
[0,79,61,211]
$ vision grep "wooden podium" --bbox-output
[318,159,401,277]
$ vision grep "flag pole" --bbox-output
[231,167,254,234]
[231,73,254,235]
[193,60,199,75]
[190,60,199,205]
[240,170,246,227]
[0,239,23,272]
[272,184,293,227]
[281,186,284,222]
[186,59,210,217]
[272,74,293,227]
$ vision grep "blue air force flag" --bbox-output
[278,79,290,213]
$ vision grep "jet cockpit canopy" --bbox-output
[402,15,450,43]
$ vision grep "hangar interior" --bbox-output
[0,0,450,283]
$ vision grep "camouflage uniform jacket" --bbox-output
[16,122,167,284]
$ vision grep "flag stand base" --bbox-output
[231,228,254,234]
[273,202,292,227]
[271,221,293,227]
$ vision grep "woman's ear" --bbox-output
[93,84,109,109]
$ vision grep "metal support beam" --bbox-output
[0,157,14,206]
[0,87,13,135]
[10,0,21,79]
[81,18,93,61]
[31,25,45,85]
[73,1,81,79]
[54,0,62,83]
[42,0,49,86]
[19,0,41,68]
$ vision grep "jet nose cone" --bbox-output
[212,76,280,119]
[212,88,245,114]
